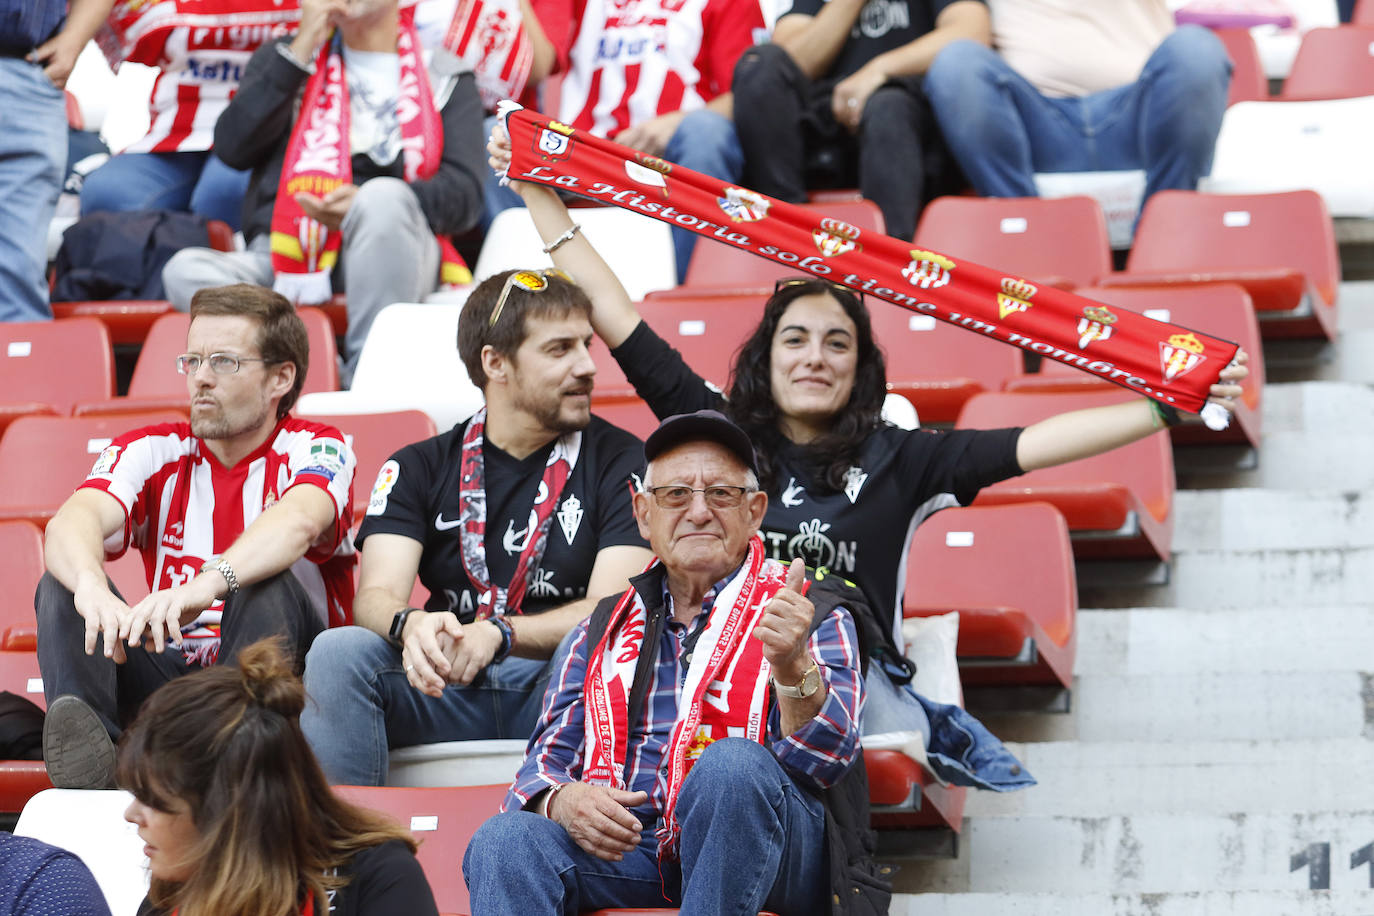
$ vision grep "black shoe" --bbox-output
[42,695,116,789]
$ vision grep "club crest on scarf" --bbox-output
[1160,331,1207,382]
[1078,305,1117,350]
[718,187,770,223]
[813,218,861,258]
[997,277,1038,319]
[902,249,954,289]
[535,122,575,161]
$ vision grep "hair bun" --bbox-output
[237,639,306,718]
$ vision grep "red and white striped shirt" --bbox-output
[81,418,356,661]
[537,0,765,138]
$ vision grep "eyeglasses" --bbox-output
[773,276,864,306]
[176,353,276,375]
[489,268,574,327]
[646,485,755,509]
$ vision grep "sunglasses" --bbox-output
[773,276,865,306]
[489,268,574,327]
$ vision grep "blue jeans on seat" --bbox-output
[924,26,1231,204]
[80,150,250,230]
[300,625,552,786]
[0,58,65,322]
[462,738,828,916]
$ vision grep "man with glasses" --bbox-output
[300,268,652,786]
[463,409,875,915]
[36,283,356,789]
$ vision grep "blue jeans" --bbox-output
[300,625,552,785]
[924,26,1231,204]
[463,739,828,916]
[483,109,743,283]
[80,150,250,230]
[0,58,65,322]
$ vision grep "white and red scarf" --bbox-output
[584,536,789,855]
[270,10,470,303]
[498,103,1241,417]
[442,0,533,111]
[457,407,582,620]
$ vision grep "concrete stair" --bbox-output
[889,281,1374,913]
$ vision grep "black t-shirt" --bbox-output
[357,416,647,621]
[783,0,978,80]
[610,320,1023,645]
[137,840,437,916]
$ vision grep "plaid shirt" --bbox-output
[504,562,865,821]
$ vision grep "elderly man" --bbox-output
[37,284,355,789]
[463,410,874,915]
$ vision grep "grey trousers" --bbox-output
[162,177,441,381]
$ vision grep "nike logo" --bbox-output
[435,513,462,531]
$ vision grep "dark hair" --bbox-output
[189,284,309,419]
[726,277,887,493]
[116,640,416,916]
[457,269,594,388]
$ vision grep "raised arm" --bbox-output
[1017,352,1249,472]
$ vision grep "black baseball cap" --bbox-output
[643,409,759,476]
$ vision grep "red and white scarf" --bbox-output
[270,9,463,303]
[99,0,301,70]
[457,407,582,620]
[498,103,1241,416]
[584,536,788,855]
[443,0,533,111]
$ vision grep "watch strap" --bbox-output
[388,607,420,648]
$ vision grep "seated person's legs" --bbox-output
[663,109,744,282]
[674,738,828,916]
[732,42,813,204]
[1131,24,1230,199]
[338,177,441,379]
[855,78,945,240]
[162,235,273,310]
[301,625,549,786]
[188,153,252,231]
[79,151,204,216]
[215,570,325,673]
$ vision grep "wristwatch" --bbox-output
[772,661,822,699]
[199,557,239,595]
[489,615,515,664]
[387,607,421,648]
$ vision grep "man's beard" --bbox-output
[514,384,592,435]
[191,399,273,441]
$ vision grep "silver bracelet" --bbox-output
[215,558,240,595]
[542,223,581,254]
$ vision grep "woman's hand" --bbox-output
[1205,348,1249,411]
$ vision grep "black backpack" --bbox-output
[53,209,212,302]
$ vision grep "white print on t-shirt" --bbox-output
[781,477,806,508]
[843,466,869,504]
[853,0,910,39]
[529,568,559,598]
[785,518,857,573]
[557,493,584,544]
[503,514,534,554]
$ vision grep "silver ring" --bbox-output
[847,98,858,107]
[404,664,414,672]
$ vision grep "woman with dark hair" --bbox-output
[487,127,1246,758]
[117,639,439,916]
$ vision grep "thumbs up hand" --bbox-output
[753,558,814,677]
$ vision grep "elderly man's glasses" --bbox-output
[647,485,754,509]
[773,276,864,305]
[176,353,276,375]
[489,268,574,327]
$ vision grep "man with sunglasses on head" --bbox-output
[300,268,652,786]
[36,283,357,790]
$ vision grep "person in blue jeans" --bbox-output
[80,151,249,232]
[924,3,1232,212]
[0,0,110,322]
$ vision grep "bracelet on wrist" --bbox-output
[542,223,581,254]
[1148,399,1183,429]
[490,615,515,663]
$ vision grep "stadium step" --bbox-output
[896,890,1370,915]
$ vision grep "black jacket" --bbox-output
[214,37,486,245]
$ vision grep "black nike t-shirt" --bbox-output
[610,320,1023,645]
[356,416,647,621]
[782,0,982,80]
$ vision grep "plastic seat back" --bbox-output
[297,410,438,520]
[682,199,885,292]
[0,522,44,651]
[637,293,769,390]
[956,390,1175,561]
[1279,25,1374,100]
[904,503,1076,689]
[0,412,186,528]
[0,319,113,415]
[333,784,508,916]
[1214,27,1270,105]
[15,789,148,914]
[912,196,1112,290]
[1357,0,1374,26]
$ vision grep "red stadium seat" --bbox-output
[0,319,114,438]
[956,390,1175,562]
[588,332,636,401]
[1008,284,1264,449]
[296,410,438,520]
[866,299,1023,424]
[680,200,885,294]
[1278,25,1374,100]
[0,522,44,652]
[0,412,186,528]
[1100,189,1339,339]
[587,396,661,442]
[0,647,52,812]
[75,306,340,417]
[636,292,769,391]
[1357,0,1374,26]
[332,784,507,916]
[912,195,1112,291]
[903,503,1076,690]
[1213,27,1269,105]
[865,747,967,843]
